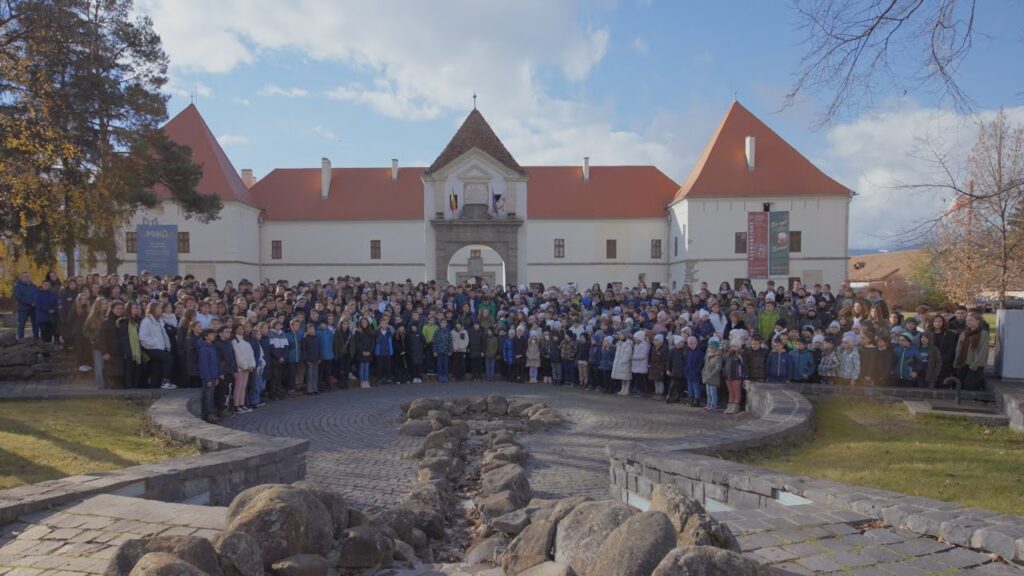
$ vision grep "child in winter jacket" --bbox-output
[683,337,705,406]
[744,336,767,381]
[788,338,816,382]
[893,333,920,387]
[197,329,220,420]
[701,338,723,411]
[649,334,668,396]
[302,323,321,394]
[765,340,792,383]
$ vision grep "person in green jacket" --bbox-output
[758,300,780,341]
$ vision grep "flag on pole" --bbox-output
[449,187,458,216]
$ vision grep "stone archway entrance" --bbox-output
[432,217,522,287]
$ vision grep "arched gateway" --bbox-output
[433,216,522,287]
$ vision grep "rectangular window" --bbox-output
[125,232,137,253]
[735,232,747,254]
[606,239,617,259]
[674,236,678,257]
[370,240,381,260]
[177,232,190,254]
[271,240,282,260]
[554,238,565,258]
[790,231,802,253]
[651,239,662,259]
[470,249,481,259]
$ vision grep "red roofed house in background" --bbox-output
[106,101,852,289]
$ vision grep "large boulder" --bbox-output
[225,485,333,569]
[269,554,329,576]
[591,511,677,576]
[501,520,556,576]
[649,484,704,533]
[212,531,262,576]
[506,399,534,417]
[480,463,531,507]
[105,536,222,576]
[519,562,574,576]
[291,481,350,537]
[486,394,509,416]
[678,512,741,552]
[427,409,452,428]
[400,419,434,437]
[392,537,419,568]
[554,500,636,576]
[488,430,518,448]
[465,534,509,565]
[468,397,489,413]
[422,427,463,451]
[335,526,394,570]
[478,491,520,521]
[546,495,591,526]
[128,553,208,576]
[652,546,771,576]
[372,506,419,546]
[407,398,444,419]
[491,508,530,535]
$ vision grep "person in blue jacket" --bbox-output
[788,338,816,382]
[599,335,616,393]
[34,280,59,343]
[765,339,792,383]
[432,319,453,383]
[197,329,220,420]
[501,329,515,380]
[284,318,303,394]
[214,325,237,415]
[893,332,921,387]
[683,335,706,406]
[373,320,394,384]
[13,272,39,340]
[316,319,334,391]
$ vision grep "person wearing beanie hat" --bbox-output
[665,333,687,403]
[701,337,723,411]
[611,330,633,395]
[599,334,616,392]
[631,330,650,395]
[649,332,668,397]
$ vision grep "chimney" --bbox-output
[321,157,331,200]
[240,169,255,188]
[583,156,590,183]
[391,158,399,181]
[745,136,756,171]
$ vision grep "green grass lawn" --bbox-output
[729,399,1024,516]
[0,398,198,490]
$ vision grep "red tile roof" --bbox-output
[674,101,851,202]
[526,166,678,219]
[160,104,256,205]
[426,109,525,175]
[251,167,426,220]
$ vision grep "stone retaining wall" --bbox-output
[783,381,996,403]
[0,390,308,525]
[994,382,1024,431]
[608,382,1024,565]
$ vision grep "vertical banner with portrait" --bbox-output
[747,212,769,278]
[768,211,790,277]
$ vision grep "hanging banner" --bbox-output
[136,224,179,277]
[769,211,790,276]
[747,212,769,278]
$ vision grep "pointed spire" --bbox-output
[426,108,525,175]
[161,104,255,205]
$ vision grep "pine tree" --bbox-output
[0,0,221,275]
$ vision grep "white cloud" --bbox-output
[232,97,251,106]
[825,104,1024,248]
[259,84,309,98]
[217,134,249,146]
[136,1,695,185]
[195,82,212,97]
[311,125,336,140]
[631,37,649,55]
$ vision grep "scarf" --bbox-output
[128,321,143,364]
[956,326,981,366]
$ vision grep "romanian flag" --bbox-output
[449,188,458,215]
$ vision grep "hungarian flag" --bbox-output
[449,187,458,215]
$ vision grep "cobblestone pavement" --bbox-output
[0,495,225,575]
[718,504,1021,575]
[223,380,752,508]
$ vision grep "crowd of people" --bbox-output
[11,271,992,421]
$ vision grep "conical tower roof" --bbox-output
[673,101,850,202]
[426,108,525,175]
[160,104,255,205]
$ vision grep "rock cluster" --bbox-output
[399,395,563,564]
[0,333,55,380]
[496,483,769,576]
[104,481,420,576]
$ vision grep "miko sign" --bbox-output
[136,224,179,277]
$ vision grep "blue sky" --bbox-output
[137,0,1024,248]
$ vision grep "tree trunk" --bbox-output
[64,242,76,277]
[103,231,118,275]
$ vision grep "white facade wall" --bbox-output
[526,218,669,287]
[668,196,850,291]
[260,220,426,283]
[99,200,261,282]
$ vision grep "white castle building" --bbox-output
[111,101,853,290]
